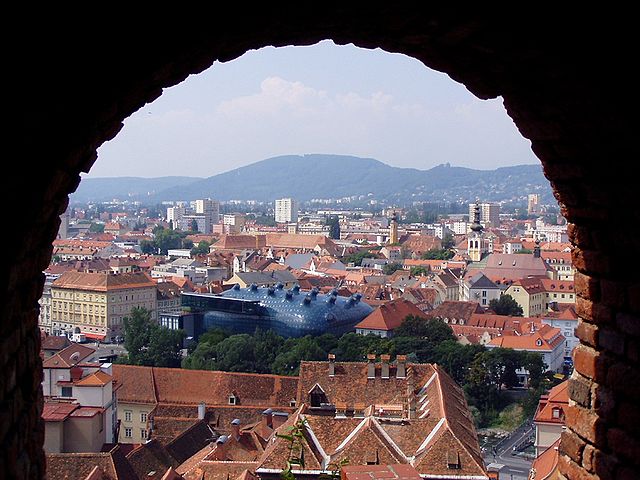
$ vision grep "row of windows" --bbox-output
[123,427,147,439]
[123,410,148,423]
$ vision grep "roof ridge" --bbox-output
[151,367,159,404]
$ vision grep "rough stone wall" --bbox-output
[5,10,637,479]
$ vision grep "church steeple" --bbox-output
[389,211,399,245]
[467,201,485,262]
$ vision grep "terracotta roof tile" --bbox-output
[126,439,178,480]
[74,370,112,387]
[530,438,560,480]
[42,335,71,352]
[42,401,78,421]
[534,381,568,424]
[427,301,483,323]
[46,445,137,480]
[355,299,427,332]
[52,270,156,292]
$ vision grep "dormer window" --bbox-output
[289,400,297,408]
[552,407,562,419]
[536,339,543,347]
[228,394,238,405]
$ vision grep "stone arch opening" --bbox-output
[8,12,636,479]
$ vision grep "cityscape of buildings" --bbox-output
[39,192,573,480]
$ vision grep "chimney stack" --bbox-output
[213,435,229,460]
[231,418,241,440]
[380,354,390,379]
[272,412,289,430]
[328,353,336,376]
[396,355,407,379]
[261,408,273,430]
[367,354,376,379]
[197,402,206,420]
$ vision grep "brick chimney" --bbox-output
[231,418,241,440]
[70,366,83,382]
[380,354,390,379]
[272,412,289,430]
[328,353,336,376]
[396,355,407,379]
[261,408,273,430]
[367,354,376,379]
[212,435,229,460]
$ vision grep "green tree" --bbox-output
[516,248,533,254]
[255,215,276,227]
[336,333,390,362]
[394,316,455,343]
[154,228,184,254]
[325,215,341,239]
[190,218,199,232]
[271,336,326,375]
[433,341,484,384]
[182,238,194,250]
[442,232,455,250]
[410,266,429,276]
[213,334,257,372]
[140,240,155,255]
[191,240,211,256]
[254,329,285,374]
[342,250,375,266]
[382,262,403,275]
[122,307,184,367]
[522,352,546,389]
[89,222,105,233]
[421,248,454,260]
[489,294,524,316]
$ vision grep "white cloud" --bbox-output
[94,75,536,177]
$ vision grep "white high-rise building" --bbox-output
[528,193,541,215]
[275,198,298,223]
[468,202,500,227]
[195,199,220,224]
[167,206,186,227]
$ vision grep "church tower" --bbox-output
[467,203,485,262]
[389,211,399,245]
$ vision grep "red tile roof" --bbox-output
[534,381,568,424]
[355,299,427,332]
[539,279,574,293]
[43,343,96,369]
[273,361,486,477]
[46,445,138,480]
[427,301,483,323]
[530,439,560,480]
[74,370,112,387]
[42,335,71,352]
[488,324,564,351]
[341,464,423,480]
[42,401,78,421]
[113,365,298,408]
[52,270,156,292]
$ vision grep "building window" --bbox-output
[61,387,72,397]
[552,407,562,419]
[140,429,147,440]
[140,412,147,423]
[228,394,237,405]
[124,410,132,422]
[124,427,132,438]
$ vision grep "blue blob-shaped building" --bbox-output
[181,284,373,338]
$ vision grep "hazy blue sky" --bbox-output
[90,40,539,178]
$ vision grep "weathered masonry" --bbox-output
[7,10,637,479]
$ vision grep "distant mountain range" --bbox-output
[72,154,552,204]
